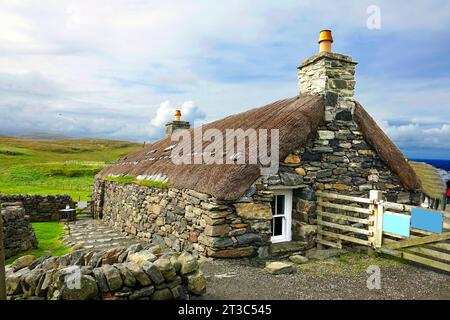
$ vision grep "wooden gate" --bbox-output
[316,191,450,273]
[377,201,450,272]
[315,191,375,250]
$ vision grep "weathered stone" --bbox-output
[257,246,271,259]
[284,154,301,164]
[171,285,185,300]
[234,203,272,220]
[295,168,306,176]
[101,265,123,291]
[151,288,173,300]
[207,247,255,258]
[21,268,43,297]
[127,243,143,254]
[280,172,304,186]
[142,261,165,285]
[39,269,56,295]
[265,262,296,275]
[289,255,309,265]
[115,263,136,288]
[201,202,229,211]
[202,214,225,226]
[235,233,261,246]
[316,170,332,179]
[124,262,152,287]
[228,228,246,236]
[6,268,28,295]
[332,167,348,175]
[93,268,109,293]
[204,224,230,237]
[296,223,317,238]
[198,235,233,249]
[332,183,349,191]
[129,286,155,300]
[153,259,177,282]
[358,150,375,157]
[184,270,206,295]
[177,252,199,275]
[318,130,335,140]
[62,275,99,300]
[127,250,157,266]
[101,247,126,265]
[186,189,210,201]
[11,255,36,271]
[335,110,352,121]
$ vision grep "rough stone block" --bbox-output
[234,203,272,220]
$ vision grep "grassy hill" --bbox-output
[0,136,141,200]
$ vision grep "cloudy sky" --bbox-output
[1,0,450,159]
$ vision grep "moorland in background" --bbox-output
[0,136,141,200]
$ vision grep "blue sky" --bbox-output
[1,0,450,159]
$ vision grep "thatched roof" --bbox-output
[409,161,446,200]
[99,95,324,200]
[99,95,421,200]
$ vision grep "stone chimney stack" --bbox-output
[165,109,191,138]
[298,30,358,123]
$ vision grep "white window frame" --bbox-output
[270,190,292,244]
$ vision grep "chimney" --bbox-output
[298,30,358,122]
[318,29,333,53]
[165,109,191,138]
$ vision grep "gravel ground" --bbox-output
[199,253,450,300]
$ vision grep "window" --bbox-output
[270,190,292,243]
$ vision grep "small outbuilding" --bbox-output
[410,161,447,210]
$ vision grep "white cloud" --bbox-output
[149,100,206,138]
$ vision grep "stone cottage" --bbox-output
[92,30,422,259]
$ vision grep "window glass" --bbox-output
[273,217,283,236]
[276,195,285,215]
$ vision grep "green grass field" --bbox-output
[0,136,141,200]
[6,222,71,264]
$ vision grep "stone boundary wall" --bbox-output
[1,202,38,259]
[0,194,74,222]
[5,244,205,300]
[92,180,273,259]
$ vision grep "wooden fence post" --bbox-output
[0,211,6,300]
[368,190,383,255]
[317,199,324,250]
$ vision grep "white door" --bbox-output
[270,190,292,243]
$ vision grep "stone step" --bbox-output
[271,241,309,258]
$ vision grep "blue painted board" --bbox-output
[411,208,443,234]
[383,212,411,237]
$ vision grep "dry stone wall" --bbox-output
[0,194,74,222]
[1,202,38,258]
[5,244,205,300]
[93,180,273,259]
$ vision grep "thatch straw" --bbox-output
[99,95,324,200]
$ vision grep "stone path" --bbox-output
[62,213,143,250]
